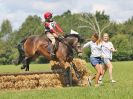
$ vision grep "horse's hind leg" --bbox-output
[21,57,32,71]
[25,57,32,71]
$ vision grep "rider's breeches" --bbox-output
[46,32,56,45]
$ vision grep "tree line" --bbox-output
[0,10,133,64]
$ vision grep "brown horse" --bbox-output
[15,34,82,85]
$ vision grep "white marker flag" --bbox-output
[70,29,79,35]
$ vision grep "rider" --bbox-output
[43,12,64,57]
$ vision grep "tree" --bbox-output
[111,34,131,60]
[0,11,133,64]
[123,16,133,35]
[62,10,71,16]
[79,11,110,39]
[0,19,12,37]
[15,15,44,43]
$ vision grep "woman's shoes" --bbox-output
[110,80,116,83]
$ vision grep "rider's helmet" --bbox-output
[44,12,52,19]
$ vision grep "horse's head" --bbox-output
[64,34,82,55]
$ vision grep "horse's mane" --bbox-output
[64,34,81,42]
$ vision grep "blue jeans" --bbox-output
[90,57,103,67]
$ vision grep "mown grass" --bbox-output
[0,61,133,99]
[0,64,51,73]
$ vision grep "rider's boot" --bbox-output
[50,44,56,59]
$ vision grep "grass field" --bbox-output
[0,61,133,99]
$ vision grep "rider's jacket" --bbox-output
[44,21,63,34]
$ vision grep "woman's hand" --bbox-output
[110,48,117,52]
[113,48,117,52]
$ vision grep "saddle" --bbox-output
[47,35,64,53]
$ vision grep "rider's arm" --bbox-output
[50,28,58,35]
[55,24,64,34]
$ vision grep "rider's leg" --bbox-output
[46,32,56,56]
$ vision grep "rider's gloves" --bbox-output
[58,35,64,40]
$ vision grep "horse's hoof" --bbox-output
[25,69,29,71]
[21,66,25,69]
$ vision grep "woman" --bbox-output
[99,33,117,83]
[83,33,103,87]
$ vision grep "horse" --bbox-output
[15,33,83,85]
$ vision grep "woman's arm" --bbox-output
[83,42,90,48]
[109,42,117,52]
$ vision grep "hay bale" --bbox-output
[0,82,14,89]
[50,61,69,72]
[72,58,90,76]
[50,58,91,86]
[14,81,23,89]
[38,73,65,88]
[15,75,26,81]
[14,75,40,89]
[0,76,15,82]
[23,80,38,89]
[0,72,66,90]
[0,58,91,90]
[72,58,91,86]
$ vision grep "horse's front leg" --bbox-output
[70,62,81,84]
[59,60,73,86]
[21,57,31,71]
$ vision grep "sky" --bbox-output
[0,0,133,30]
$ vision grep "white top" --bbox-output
[83,41,102,57]
[101,41,114,60]
[45,21,56,32]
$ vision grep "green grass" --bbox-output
[0,61,133,99]
[0,64,51,73]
